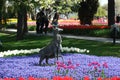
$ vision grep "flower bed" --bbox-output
[58,25,110,29]
[1,76,120,80]
[0,47,89,57]
[49,20,110,37]
[26,20,109,30]
[50,19,109,29]
[0,53,120,79]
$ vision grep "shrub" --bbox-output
[5,24,17,29]
[61,28,112,38]
[28,26,36,31]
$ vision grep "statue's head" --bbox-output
[53,26,63,35]
[53,27,59,35]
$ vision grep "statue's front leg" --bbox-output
[46,57,49,65]
[39,57,43,66]
[39,54,45,66]
[54,51,58,64]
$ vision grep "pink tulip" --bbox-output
[94,66,98,70]
[103,62,108,68]
[68,59,72,65]
[84,76,90,80]
[76,63,80,67]
[67,65,75,69]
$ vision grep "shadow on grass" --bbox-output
[0,33,52,51]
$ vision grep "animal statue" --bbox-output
[39,27,63,66]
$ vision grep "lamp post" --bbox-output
[111,24,119,45]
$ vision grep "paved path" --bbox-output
[3,29,120,44]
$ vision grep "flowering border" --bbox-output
[0,47,89,57]
[2,76,120,80]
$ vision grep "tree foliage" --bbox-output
[78,0,99,25]
[4,0,82,40]
[95,6,107,17]
[71,0,81,12]
[0,0,4,24]
[8,0,34,40]
[115,0,120,15]
[102,0,120,16]
[0,0,7,24]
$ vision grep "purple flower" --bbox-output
[0,53,119,79]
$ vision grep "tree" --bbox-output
[108,0,115,26]
[37,0,81,18]
[0,0,4,25]
[8,0,38,40]
[102,0,119,18]
[78,0,99,25]
[16,1,28,40]
[95,6,107,17]
[71,0,81,12]
[115,0,120,15]
[0,0,7,25]
[53,0,72,18]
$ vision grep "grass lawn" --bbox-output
[0,32,120,57]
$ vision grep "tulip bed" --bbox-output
[58,25,109,29]
[6,19,111,37]
[1,76,120,80]
[49,20,109,29]
[48,20,111,37]
[0,53,120,79]
[49,26,110,37]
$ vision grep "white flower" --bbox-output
[76,48,80,53]
[0,47,90,57]
[86,50,90,53]
[0,48,40,57]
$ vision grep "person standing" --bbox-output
[52,11,59,28]
[116,14,120,23]
[36,11,41,34]
[36,9,45,34]
[44,9,50,34]
[39,10,45,34]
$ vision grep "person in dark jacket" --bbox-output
[52,11,59,27]
[36,9,45,34]
[116,14,120,23]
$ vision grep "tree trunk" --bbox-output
[0,0,4,25]
[23,5,28,34]
[0,9,2,25]
[16,3,28,40]
[108,0,115,26]
[17,8,24,40]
